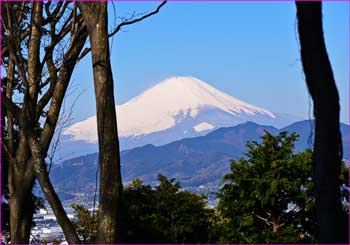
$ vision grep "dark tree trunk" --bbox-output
[78,3,123,243]
[8,166,35,244]
[7,129,35,244]
[8,2,42,243]
[9,198,33,244]
[296,2,347,243]
[2,2,87,243]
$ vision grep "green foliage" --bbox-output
[216,131,349,243]
[121,174,214,243]
[71,204,97,243]
[72,175,213,243]
[71,131,349,243]
[41,238,63,244]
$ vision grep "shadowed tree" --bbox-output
[2,1,165,243]
[296,2,348,243]
[78,2,123,243]
[77,2,166,243]
[1,2,87,243]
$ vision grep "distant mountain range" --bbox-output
[58,77,301,160]
[49,120,349,200]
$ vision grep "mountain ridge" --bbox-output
[50,120,349,201]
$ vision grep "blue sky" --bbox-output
[69,1,349,124]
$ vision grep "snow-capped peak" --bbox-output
[64,76,276,143]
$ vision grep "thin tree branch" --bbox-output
[76,1,166,63]
[7,44,29,86]
[47,88,85,174]
[1,2,29,60]
[39,77,51,90]
[16,2,26,24]
[6,57,15,155]
[39,13,78,74]
[2,95,21,120]
[75,47,91,64]
[36,82,55,121]
[43,2,63,26]
[256,214,272,226]
[108,1,166,37]
[39,27,88,154]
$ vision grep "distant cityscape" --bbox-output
[28,198,96,244]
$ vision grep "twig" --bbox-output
[108,1,166,37]
[76,1,166,63]
[256,214,271,226]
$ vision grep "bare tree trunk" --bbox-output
[4,41,33,245]
[296,2,347,243]
[6,130,34,244]
[26,134,81,244]
[3,1,164,243]
[78,3,123,243]
[2,2,87,241]
[9,198,33,244]
[7,2,42,243]
[8,164,35,244]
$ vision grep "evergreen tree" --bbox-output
[216,131,348,243]
[122,174,214,243]
[72,175,214,244]
[71,204,98,243]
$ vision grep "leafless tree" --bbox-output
[47,87,85,174]
[2,2,87,243]
[2,1,166,243]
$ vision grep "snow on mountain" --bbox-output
[64,76,299,148]
[193,122,215,132]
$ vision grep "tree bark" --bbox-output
[7,2,42,243]
[78,3,123,243]
[296,2,347,243]
[2,2,88,242]
[3,1,164,243]
[8,163,35,244]
[4,48,33,245]
[39,28,88,154]
[27,134,81,244]
[6,58,15,155]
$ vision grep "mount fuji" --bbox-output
[61,76,300,158]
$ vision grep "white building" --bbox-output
[39,208,48,215]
